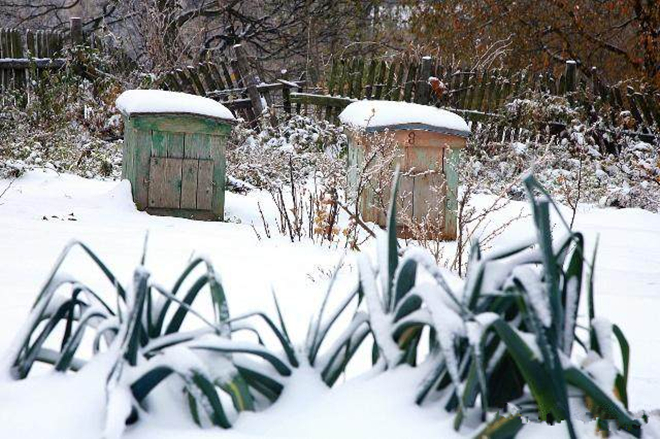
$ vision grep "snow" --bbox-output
[339,100,470,136]
[0,169,659,437]
[116,90,235,121]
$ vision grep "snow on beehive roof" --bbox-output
[339,100,470,137]
[116,89,235,121]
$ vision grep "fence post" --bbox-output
[564,60,576,93]
[233,44,264,125]
[70,17,82,46]
[415,56,433,105]
[280,69,292,116]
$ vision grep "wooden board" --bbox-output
[148,156,167,208]
[185,133,211,159]
[134,129,153,210]
[180,159,199,209]
[129,114,233,136]
[209,135,226,219]
[196,160,214,210]
[148,157,182,209]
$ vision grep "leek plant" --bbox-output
[308,171,641,438]
[3,172,641,438]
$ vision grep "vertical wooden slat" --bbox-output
[233,43,264,122]
[646,92,660,126]
[327,56,339,95]
[462,72,476,110]
[634,92,654,127]
[185,133,210,159]
[180,159,199,209]
[167,132,185,158]
[383,60,397,100]
[134,128,152,210]
[208,62,228,90]
[346,57,357,98]
[163,158,183,208]
[175,69,192,93]
[196,160,214,210]
[209,135,226,219]
[325,58,340,120]
[457,71,471,109]
[402,62,417,102]
[164,72,182,91]
[70,17,82,46]
[491,73,504,111]
[151,131,168,156]
[354,57,365,99]
[148,157,167,208]
[448,67,462,108]
[26,30,35,55]
[414,56,433,105]
[444,147,460,239]
[185,66,206,95]
[364,59,377,99]
[373,60,387,100]
[219,59,236,88]
[280,69,292,116]
[564,60,577,101]
[198,62,219,93]
[334,58,347,97]
[626,86,645,126]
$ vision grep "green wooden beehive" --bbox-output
[116,90,236,220]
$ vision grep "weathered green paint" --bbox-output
[151,130,168,157]
[134,129,153,209]
[121,112,231,221]
[167,132,185,158]
[185,133,211,159]
[444,147,460,237]
[181,159,199,209]
[209,135,227,220]
[130,114,233,136]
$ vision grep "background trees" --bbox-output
[0,0,657,87]
[407,0,660,88]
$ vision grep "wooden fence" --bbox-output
[0,26,70,90]
[156,45,305,126]
[290,56,660,139]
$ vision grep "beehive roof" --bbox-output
[116,90,235,122]
[339,100,470,137]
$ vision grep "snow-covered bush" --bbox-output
[226,115,347,191]
[0,47,130,181]
[465,91,660,212]
[3,174,643,437]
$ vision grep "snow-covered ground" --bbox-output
[0,170,658,437]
